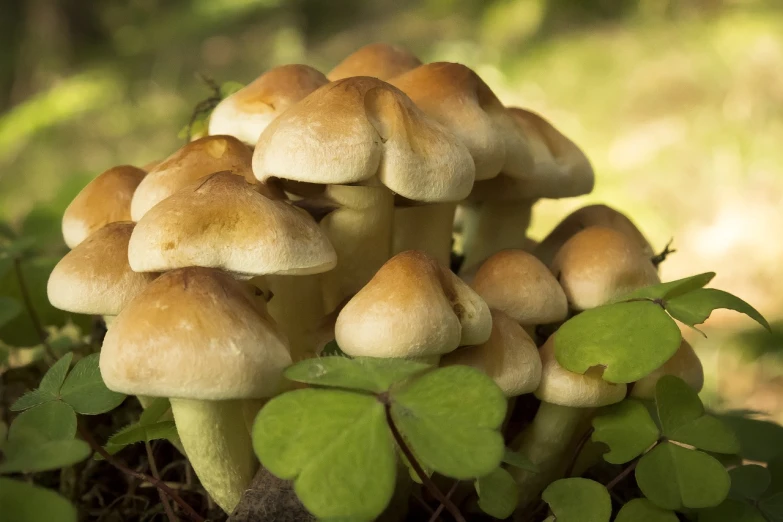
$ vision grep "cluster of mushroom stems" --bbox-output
[46,43,705,517]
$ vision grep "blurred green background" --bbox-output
[1,0,781,423]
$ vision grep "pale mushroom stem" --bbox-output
[509,402,589,514]
[265,274,325,361]
[459,200,535,273]
[170,398,258,513]
[392,202,457,267]
[320,184,394,312]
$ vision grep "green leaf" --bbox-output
[666,288,770,331]
[284,356,431,394]
[555,301,682,383]
[767,455,783,496]
[220,81,245,98]
[502,448,539,472]
[542,478,611,522]
[475,467,518,519]
[0,478,77,522]
[655,376,740,454]
[616,273,715,301]
[760,492,783,521]
[390,366,506,479]
[60,354,126,414]
[616,498,678,522]
[729,465,771,501]
[108,421,177,446]
[11,389,57,411]
[253,389,396,520]
[592,400,660,464]
[699,499,767,522]
[0,296,21,328]
[11,353,73,411]
[716,411,783,462]
[635,442,730,510]
[8,401,76,441]
[139,397,172,425]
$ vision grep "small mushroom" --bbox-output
[327,43,422,81]
[630,340,704,399]
[208,64,329,146]
[62,165,146,248]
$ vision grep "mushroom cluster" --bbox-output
[47,43,702,515]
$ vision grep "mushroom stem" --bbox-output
[319,184,394,312]
[459,200,535,273]
[392,202,456,266]
[509,402,590,514]
[265,274,325,361]
[170,398,258,513]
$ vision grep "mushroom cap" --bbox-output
[100,267,291,400]
[208,65,329,145]
[471,250,568,326]
[335,250,492,358]
[62,165,146,248]
[630,340,704,399]
[535,204,655,267]
[441,309,542,397]
[253,76,476,202]
[131,135,254,220]
[128,172,337,277]
[327,43,422,81]
[536,335,627,407]
[48,222,157,316]
[389,62,531,181]
[550,226,661,311]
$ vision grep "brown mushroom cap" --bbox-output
[441,309,542,397]
[62,165,146,248]
[630,340,704,399]
[389,62,531,181]
[327,43,422,81]
[471,250,568,326]
[335,250,492,358]
[131,135,254,220]
[208,65,329,145]
[128,172,336,277]
[550,226,661,311]
[252,76,475,202]
[100,267,291,400]
[535,204,655,267]
[48,222,157,316]
[536,335,626,407]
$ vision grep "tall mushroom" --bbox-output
[130,135,254,220]
[335,250,492,363]
[327,43,422,81]
[62,165,146,248]
[387,62,532,265]
[208,64,329,146]
[100,267,291,513]
[460,108,594,273]
[253,77,475,312]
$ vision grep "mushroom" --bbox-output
[470,250,568,337]
[100,267,291,513]
[460,108,594,273]
[327,43,422,81]
[510,335,626,510]
[130,135,254,220]
[208,64,329,146]
[335,250,492,363]
[441,309,541,397]
[62,165,146,248]
[253,77,475,311]
[550,226,661,311]
[128,171,337,360]
[387,62,532,265]
[630,339,704,399]
[534,204,655,268]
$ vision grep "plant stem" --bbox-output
[78,421,204,522]
[13,256,57,362]
[563,427,594,478]
[383,403,465,522]
[427,481,460,522]
[606,459,639,490]
[146,440,178,522]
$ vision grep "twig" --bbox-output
[605,459,639,491]
[382,398,466,522]
[13,257,57,362]
[184,73,222,143]
[651,238,676,267]
[146,440,178,522]
[427,481,459,522]
[564,427,594,478]
[78,422,204,522]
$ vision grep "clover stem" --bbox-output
[606,458,640,490]
[459,200,535,274]
[13,256,57,362]
[383,402,466,522]
[392,202,457,267]
[170,398,258,513]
